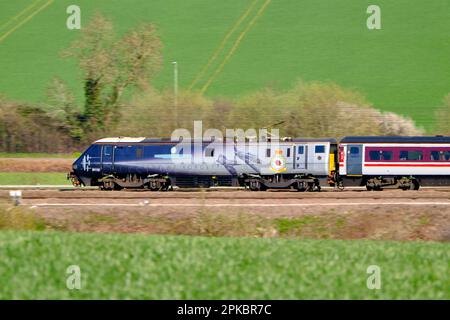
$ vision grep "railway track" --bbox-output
[2,189,450,201]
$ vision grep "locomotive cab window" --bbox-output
[266,148,271,157]
[287,148,291,157]
[315,145,325,153]
[103,145,112,156]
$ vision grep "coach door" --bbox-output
[347,145,362,175]
[293,145,307,169]
[101,145,114,173]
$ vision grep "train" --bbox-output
[68,135,450,191]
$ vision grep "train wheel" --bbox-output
[101,179,115,191]
[366,178,383,191]
[412,179,420,190]
[249,180,264,191]
[148,180,161,191]
[294,181,306,192]
[161,180,172,191]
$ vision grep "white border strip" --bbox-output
[28,202,450,207]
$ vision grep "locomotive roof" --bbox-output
[95,137,337,143]
[340,136,450,144]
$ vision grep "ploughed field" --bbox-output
[0,157,72,185]
[0,158,72,172]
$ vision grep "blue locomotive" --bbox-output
[68,137,338,191]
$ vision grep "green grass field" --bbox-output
[0,230,448,299]
[0,0,449,129]
[0,152,78,158]
[0,172,68,185]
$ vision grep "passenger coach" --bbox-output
[339,136,450,190]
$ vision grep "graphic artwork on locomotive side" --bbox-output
[68,135,450,191]
[68,137,338,191]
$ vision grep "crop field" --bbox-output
[0,172,68,185]
[0,0,449,128]
[0,230,448,299]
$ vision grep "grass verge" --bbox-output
[0,152,79,158]
[0,172,69,185]
[0,202,45,231]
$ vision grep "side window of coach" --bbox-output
[369,150,393,161]
[382,151,393,160]
[315,145,325,153]
[399,150,423,161]
[369,150,380,160]
[431,151,450,161]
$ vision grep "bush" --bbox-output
[0,97,80,153]
[117,89,213,137]
[0,202,45,231]
[219,81,423,138]
[115,80,423,140]
[435,94,450,135]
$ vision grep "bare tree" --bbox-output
[63,13,162,135]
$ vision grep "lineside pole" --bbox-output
[173,61,179,127]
